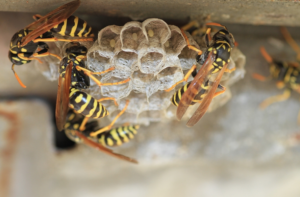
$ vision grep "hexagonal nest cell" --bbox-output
[36,18,246,126]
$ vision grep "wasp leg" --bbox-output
[280,27,300,62]
[180,30,202,55]
[32,14,43,20]
[98,97,119,106]
[225,67,236,73]
[79,117,89,131]
[260,46,273,63]
[205,28,212,47]
[32,47,62,61]
[259,89,291,109]
[90,100,129,137]
[165,65,197,92]
[75,66,130,87]
[17,53,43,64]
[252,73,271,82]
[33,37,94,43]
[181,20,199,31]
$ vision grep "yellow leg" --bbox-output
[75,66,130,87]
[79,117,89,131]
[180,29,202,55]
[165,65,197,92]
[259,89,291,109]
[90,100,129,137]
[33,37,94,43]
[98,97,118,106]
[32,52,62,61]
[280,27,300,62]
[17,53,42,64]
[181,20,199,31]
[225,67,236,73]
[252,73,270,82]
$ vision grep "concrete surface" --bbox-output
[1,1,300,26]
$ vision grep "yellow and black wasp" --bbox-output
[253,27,300,122]
[56,42,130,131]
[64,110,139,164]
[9,0,94,88]
[165,22,236,126]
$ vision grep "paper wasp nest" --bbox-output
[36,18,245,126]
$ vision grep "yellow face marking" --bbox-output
[70,16,79,37]
[78,22,87,37]
[21,48,27,52]
[22,61,27,64]
[58,20,68,36]
[84,27,92,37]
[62,66,65,69]
[18,34,22,37]
[74,60,79,65]
[216,58,222,62]
[12,57,20,61]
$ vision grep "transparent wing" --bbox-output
[21,0,80,46]
[55,61,72,131]
[176,51,215,120]
[186,63,228,127]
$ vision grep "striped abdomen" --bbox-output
[52,15,94,37]
[69,88,108,118]
[171,81,209,106]
[97,125,140,147]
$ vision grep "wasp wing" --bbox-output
[21,0,80,46]
[56,60,73,131]
[74,131,138,164]
[176,51,215,120]
[186,63,228,127]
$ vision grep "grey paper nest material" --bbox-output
[36,18,246,126]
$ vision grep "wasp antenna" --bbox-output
[12,64,26,88]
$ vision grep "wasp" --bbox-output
[165,22,236,126]
[9,0,94,88]
[56,42,130,131]
[64,110,139,164]
[253,27,300,122]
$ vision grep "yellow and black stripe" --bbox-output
[97,125,140,147]
[52,15,94,37]
[171,80,224,106]
[69,88,109,119]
